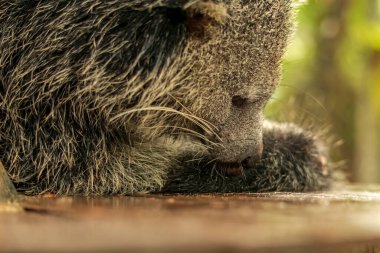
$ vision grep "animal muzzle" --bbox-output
[211,139,264,176]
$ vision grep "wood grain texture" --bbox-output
[1,188,380,252]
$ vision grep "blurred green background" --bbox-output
[266,0,380,183]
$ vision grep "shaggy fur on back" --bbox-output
[0,0,331,195]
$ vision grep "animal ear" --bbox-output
[158,1,227,38]
[183,1,228,37]
[184,1,228,24]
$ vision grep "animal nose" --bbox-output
[240,142,263,169]
[213,140,263,167]
[241,145,263,169]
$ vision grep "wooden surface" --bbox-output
[2,188,380,253]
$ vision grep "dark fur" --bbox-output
[164,122,330,193]
[0,0,332,195]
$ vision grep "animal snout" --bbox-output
[213,139,264,168]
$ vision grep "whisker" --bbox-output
[110,106,223,145]
[138,125,219,146]
[167,93,222,141]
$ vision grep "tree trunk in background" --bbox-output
[296,0,356,177]
[355,54,379,183]
[354,0,380,183]
[299,0,380,182]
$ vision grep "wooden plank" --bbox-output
[1,189,380,252]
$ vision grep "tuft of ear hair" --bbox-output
[184,1,228,37]
[185,1,228,23]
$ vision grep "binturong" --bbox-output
[0,0,332,195]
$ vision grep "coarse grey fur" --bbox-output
[0,0,332,195]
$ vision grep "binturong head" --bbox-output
[108,0,295,174]
[100,1,294,170]
[164,0,295,173]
